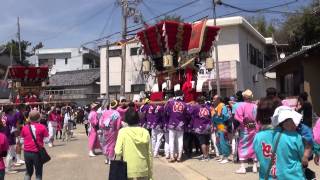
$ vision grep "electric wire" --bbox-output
[40,1,115,42]
[99,1,118,38]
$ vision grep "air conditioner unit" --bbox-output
[253,74,259,83]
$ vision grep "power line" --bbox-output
[39,1,115,42]
[99,1,118,38]
[141,1,158,17]
[218,0,299,13]
[82,0,201,45]
[127,0,200,30]
[184,7,211,20]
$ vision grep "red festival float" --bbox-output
[9,66,49,104]
[137,20,220,102]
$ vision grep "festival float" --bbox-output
[8,66,49,105]
[136,19,220,102]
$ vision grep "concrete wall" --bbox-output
[215,26,240,62]
[100,43,144,94]
[237,26,275,98]
[37,48,99,72]
[54,48,83,72]
[303,57,320,114]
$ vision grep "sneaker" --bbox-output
[48,143,53,148]
[252,165,258,173]
[217,158,223,162]
[16,160,25,165]
[105,160,109,164]
[235,167,246,174]
[89,151,96,157]
[6,170,18,174]
[219,159,229,164]
[201,157,210,162]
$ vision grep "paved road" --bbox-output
[6,127,320,180]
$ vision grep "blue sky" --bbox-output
[0,0,312,49]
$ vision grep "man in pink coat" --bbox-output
[88,103,101,157]
[100,100,122,164]
[234,89,258,174]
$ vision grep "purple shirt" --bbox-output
[2,114,17,145]
[14,111,25,126]
[146,105,164,130]
[189,104,212,134]
[139,104,149,128]
[164,100,188,131]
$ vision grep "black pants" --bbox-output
[24,151,43,180]
[183,132,200,158]
[0,169,4,180]
[84,124,89,136]
[56,130,62,139]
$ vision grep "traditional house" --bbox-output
[264,42,320,113]
[42,68,100,105]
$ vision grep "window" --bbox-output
[39,59,48,66]
[65,58,68,65]
[108,49,122,57]
[257,51,263,68]
[131,84,145,92]
[249,43,264,68]
[249,44,256,65]
[130,47,139,56]
[109,86,121,93]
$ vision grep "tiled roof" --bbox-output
[264,42,320,72]
[48,68,100,87]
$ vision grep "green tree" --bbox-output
[247,15,276,37]
[3,40,44,66]
[275,6,320,52]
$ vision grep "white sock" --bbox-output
[253,162,257,168]
[240,163,245,169]
[16,154,21,161]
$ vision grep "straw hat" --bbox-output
[91,102,99,109]
[242,89,253,99]
[110,100,118,109]
[271,106,302,127]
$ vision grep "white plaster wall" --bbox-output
[237,26,275,98]
[215,26,240,62]
[100,47,107,95]
[100,43,144,94]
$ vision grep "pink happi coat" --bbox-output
[100,109,122,159]
[116,107,128,122]
[88,110,101,151]
[234,101,257,161]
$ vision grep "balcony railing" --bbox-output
[42,89,98,100]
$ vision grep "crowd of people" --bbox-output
[86,87,320,180]
[0,103,86,180]
[0,87,318,180]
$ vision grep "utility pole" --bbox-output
[17,17,22,62]
[120,0,128,97]
[105,41,110,103]
[118,0,142,97]
[213,1,221,96]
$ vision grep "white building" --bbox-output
[35,47,100,72]
[100,42,145,98]
[100,16,276,99]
